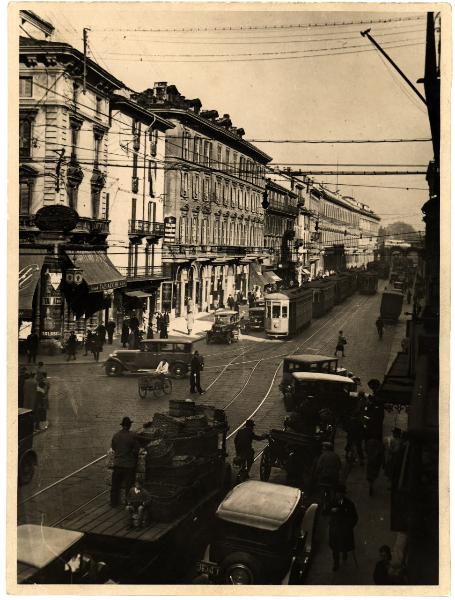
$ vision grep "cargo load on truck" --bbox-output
[380,290,404,323]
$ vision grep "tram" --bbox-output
[306,279,335,318]
[358,271,378,295]
[333,274,352,304]
[264,287,313,338]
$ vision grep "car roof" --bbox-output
[214,310,238,315]
[216,481,301,531]
[284,354,336,363]
[141,337,192,344]
[292,372,354,383]
[17,524,83,570]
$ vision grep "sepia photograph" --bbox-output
[8,1,448,593]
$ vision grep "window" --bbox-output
[19,76,33,97]
[282,305,288,318]
[245,190,250,211]
[131,197,137,222]
[148,161,155,196]
[180,215,187,243]
[19,119,32,158]
[181,171,189,196]
[222,183,227,206]
[233,152,237,175]
[150,129,158,156]
[272,304,281,318]
[194,137,201,163]
[230,186,235,208]
[225,148,230,173]
[193,174,200,198]
[217,145,222,168]
[173,343,186,352]
[182,132,190,160]
[204,140,211,166]
[19,180,32,214]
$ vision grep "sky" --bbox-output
[22,3,435,231]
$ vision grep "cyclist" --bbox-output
[234,419,267,478]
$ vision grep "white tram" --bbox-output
[264,288,313,338]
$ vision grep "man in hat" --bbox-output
[110,417,140,508]
[234,419,267,477]
[314,441,342,489]
[328,484,358,571]
[190,350,205,394]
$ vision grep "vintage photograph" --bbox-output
[10,2,446,591]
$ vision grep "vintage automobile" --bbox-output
[104,337,204,377]
[206,310,240,344]
[237,304,265,333]
[196,480,318,585]
[17,524,110,584]
[18,408,38,486]
[283,371,358,419]
[279,354,339,396]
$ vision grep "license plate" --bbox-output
[197,561,220,577]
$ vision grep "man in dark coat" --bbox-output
[227,294,235,310]
[365,437,384,496]
[110,416,140,507]
[66,331,78,361]
[234,419,267,476]
[190,350,205,394]
[26,331,39,364]
[363,395,385,441]
[375,316,384,340]
[329,484,358,571]
[106,320,116,344]
[121,321,130,348]
[96,323,107,348]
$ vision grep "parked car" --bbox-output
[104,337,204,378]
[206,310,240,344]
[237,304,265,332]
[18,408,37,486]
[196,480,318,585]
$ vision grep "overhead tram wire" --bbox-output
[92,15,425,33]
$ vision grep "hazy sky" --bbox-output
[28,3,434,230]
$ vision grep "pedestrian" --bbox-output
[121,321,130,348]
[384,427,403,483]
[190,350,205,394]
[106,320,116,345]
[328,483,358,571]
[159,317,168,339]
[365,437,384,496]
[96,322,107,349]
[227,294,235,310]
[23,372,36,411]
[187,297,194,313]
[18,366,28,408]
[36,361,45,376]
[147,321,154,339]
[363,392,384,441]
[84,330,93,356]
[34,371,50,431]
[91,334,102,362]
[406,289,412,305]
[375,316,384,340]
[343,412,365,465]
[156,312,163,334]
[66,330,78,361]
[334,330,347,358]
[26,331,39,364]
[314,441,342,489]
[373,545,394,584]
[234,419,267,477]
[110,416,140,508]
[248,291,255,307]
[186,310,194,336]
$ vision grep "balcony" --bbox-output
[117,266,165,280]
[19,214,110,235]
[128,220,165,239]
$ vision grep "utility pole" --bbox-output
[83,28,90,94]
[361,29,427,106]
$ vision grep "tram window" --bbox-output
[267,305,271,319]
[282,305,288,318]
[272,305,281,318]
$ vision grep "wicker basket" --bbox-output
[145,438,174,467]
[145,482,194,522]
[171,429,219,457]
[146,455,197,486]
[182,414,209,435]
[152,413,186,437]
[169,399,196,418]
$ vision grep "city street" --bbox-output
[18,283,409,584]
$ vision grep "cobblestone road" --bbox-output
[18,283,410,585]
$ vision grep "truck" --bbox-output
[380,290,404,323]
[17,406,231,585]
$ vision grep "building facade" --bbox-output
[106,92,174,328]
[133,82,272,316]
[19,35,126,346]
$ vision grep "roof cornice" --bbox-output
[110,95,175,131]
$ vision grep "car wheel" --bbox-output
[220,552,265,585]
[19,453,36,486]
[105,363,123,376]
[260,447,272,482]
[170,363,187,379]
[138,384,147,399]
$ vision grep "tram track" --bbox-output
[18,294,369,520]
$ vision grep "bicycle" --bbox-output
[138,373,172,399]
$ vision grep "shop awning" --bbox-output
[377,351,413,406]
[19,249,45,318]
[249,263,268,287]
[124,290,153,298]
[263,270,282,284]
[68,251,125,292]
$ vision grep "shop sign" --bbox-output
[35,205,79,233]
[43,296,62,306]
[89,280,124,292]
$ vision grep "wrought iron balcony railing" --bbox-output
[19,213,110,234]
[117,266,165,280]
[128,220,165,238]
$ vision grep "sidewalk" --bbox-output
[19,311,216,367]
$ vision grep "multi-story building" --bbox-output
[133,82,272,316]
[19,33,126,345]
[106,91,174,327]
